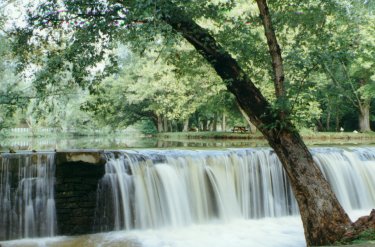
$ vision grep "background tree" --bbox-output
[83,45,225,133]
[0,23,29,131]
[315,1,375,132]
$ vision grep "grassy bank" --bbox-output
[157,131,375,145]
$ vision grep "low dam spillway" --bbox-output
[0,153,56,240]
[0,147,374,243]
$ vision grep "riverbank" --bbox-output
[1,131,375,152]
[335,241,375,246]
[157,131,375,145]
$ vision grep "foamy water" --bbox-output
[1,210,371,247]
[0,217,304,247]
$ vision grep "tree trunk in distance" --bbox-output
[163,117,168,132]
[326,111,331,131]
[183,118,189,132]
[162,7,353,245]
[208,119,213,131]
[169,120,173,132]
[359,103,371,132]
[335,114,340,132]
[222,112,226,132]
[316,119,324,132]
[201,118,207,131]
[236,102,257,133]
[157,115,164,133]
[213,113,218,131]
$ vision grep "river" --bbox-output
[0,145,374,247]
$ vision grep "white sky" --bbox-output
[2,0,41,30]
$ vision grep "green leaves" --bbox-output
[3,0,373,132]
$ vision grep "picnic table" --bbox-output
[231,126,248,133]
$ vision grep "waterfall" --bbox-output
[0,153,56,240]
[95,148,375,232]
[94,149,299,231]
[313,147,375,211]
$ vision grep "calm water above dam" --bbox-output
[0,136,265,151]
[2,135,374,152]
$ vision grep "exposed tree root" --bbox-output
[341,209,375,244]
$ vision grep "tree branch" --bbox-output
[0,92,80,105]
[160,7,275,134]
[256,0,285,99]
[339,59,362,105]
[322,63,358,108]
[290,63,319,113]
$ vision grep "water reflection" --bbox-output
[0,136,268,151]
[2,136,374,152]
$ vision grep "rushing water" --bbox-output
[94,148,375,233]
[314,148,375,210]
[0,153,56,240]
[0,147,375,247]
[94,149,299,232]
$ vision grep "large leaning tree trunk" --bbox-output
[162,1,352,246]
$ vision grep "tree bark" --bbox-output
[157,114,164,133]
[183,118,189,132]
[249,121,257,134]
[326,110,331,131]
[256,0,285,99]
[222,112,226,132]
[236,101,257,133]
[336,114,340,132]
[169,120,173,132]
[163,117,168,132]
[202,118,208,131]
[316,119,324,132]
[208,119,213,131]
[359,103,371,132]
[212,113,217,131]
[162,5,352,246]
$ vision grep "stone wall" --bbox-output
[55,151,106,236]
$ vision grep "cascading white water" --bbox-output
[95,148,375,232]
[95,149,298,231]
[313,147,375,211]
[0,153,56,240]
